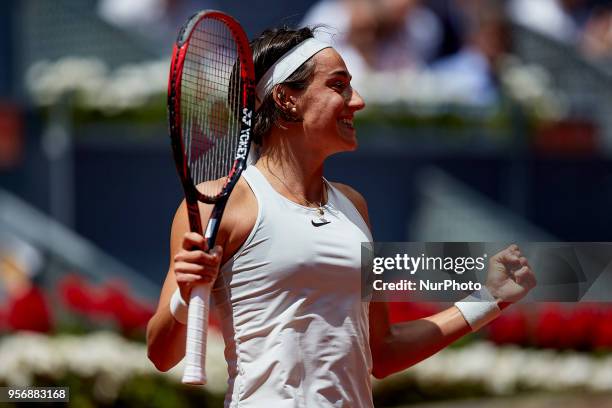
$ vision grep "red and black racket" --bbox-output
[167,10,255,385]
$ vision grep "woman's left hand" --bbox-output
[486,244,537,303]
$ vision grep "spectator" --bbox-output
[427,0,497,58]
[581,5,612,62]
[431,1,511,106]
[98,0,218,46]
[508,0,591,44]
[301,0,443,89]
[0,235,52,332]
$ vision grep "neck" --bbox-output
[255,128,326,204]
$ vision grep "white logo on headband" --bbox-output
[255,38,332,102]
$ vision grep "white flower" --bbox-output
[0,330,228,397]
[591,358,612,391]
[25,57,167,112]
[373,341,612,395]
[26,58,108,106]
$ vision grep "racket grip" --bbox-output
[182,283,211,385]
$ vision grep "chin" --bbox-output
[344,132,359,151]
[337,139,358,154]
[324,140,357,158]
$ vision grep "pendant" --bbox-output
[311,207,331,227]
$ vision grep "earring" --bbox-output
[290,107,297,114]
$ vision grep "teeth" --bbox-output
[341,119,353,126]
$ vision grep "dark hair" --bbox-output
[250,26,318,144]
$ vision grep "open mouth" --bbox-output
[339,118,354,129]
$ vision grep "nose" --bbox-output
[348,88,366,112]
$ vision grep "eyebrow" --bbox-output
[327,70,352,80]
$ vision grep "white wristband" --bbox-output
[454,287,501,332]
[170,288,189,325]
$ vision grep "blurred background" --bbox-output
[1,0,612,406]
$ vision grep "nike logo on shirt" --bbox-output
[311,220,331,227]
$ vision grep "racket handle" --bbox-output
[182,283,211,385]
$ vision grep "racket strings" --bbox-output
[181,18,243,199]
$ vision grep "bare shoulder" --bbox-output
[169,176,256,263]
[223,175,256,212]
[330,182,371,228]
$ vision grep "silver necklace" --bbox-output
[267,169,329,225]
[304,193,329,225]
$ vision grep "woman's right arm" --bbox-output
[146,201,221,371]
[146,178,256,371]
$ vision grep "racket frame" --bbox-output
[166,9,255,384]
[168,9,254,240]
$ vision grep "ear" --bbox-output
[271,84,298,113]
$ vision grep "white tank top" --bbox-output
[212,165,374,408]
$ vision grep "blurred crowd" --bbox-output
[300,0,612,106]
[93,0,612,108]
[509,0,612,60]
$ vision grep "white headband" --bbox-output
[255,38,332,101]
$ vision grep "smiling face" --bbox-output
[287,48,366,154]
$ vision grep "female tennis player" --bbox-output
[147,26,536,407]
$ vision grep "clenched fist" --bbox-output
[173,232,223,302]
[486,244,536,303]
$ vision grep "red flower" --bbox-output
[7,286,52,333]
[564,305,598,350]
[592,306,612,349]
[533,303,566,349]
[387,302,440,324]
[487,308,529,346]
[0,303,7,331]
[97,280,129,316]
[98,281,154,333]
[58,275,98,313]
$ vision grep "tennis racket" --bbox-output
[167,10,255,385]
